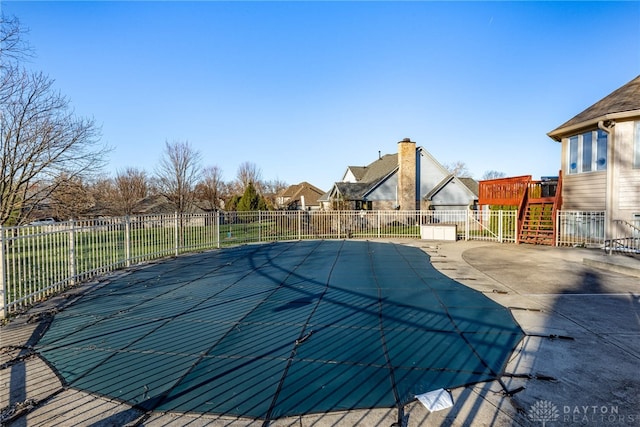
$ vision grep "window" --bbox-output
[635,122,640,169]
[569,136,578,174]
[582,132,592,172]
[567,130,607,174]
[355,200,372,210]
[596,130,607,171]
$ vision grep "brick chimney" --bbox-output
[397,138,417,210]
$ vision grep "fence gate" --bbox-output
[465,210,517,243]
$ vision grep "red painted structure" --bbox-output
[478,173,562,245]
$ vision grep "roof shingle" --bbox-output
[548,75,640,139]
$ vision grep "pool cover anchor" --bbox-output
[390,412,409,427]
[295,330,314,346]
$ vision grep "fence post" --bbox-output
[465,210,470,241]
[298,210,302,240]
[606,213,612,255]
[0,226,6,319]
[125,216,131,268]
[216,211,221,249]
[258,211,262,243]
[378,211,381,238]
[515,208,520,244]
[174,212,179,257]
[498,210,503,243]
[69,219,77,285]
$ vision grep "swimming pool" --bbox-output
[36,240,523,421]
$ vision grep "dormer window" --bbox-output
[568,129,607,174]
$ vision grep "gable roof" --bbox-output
[344,166,367,181]
[336,154,399,200]
[329,145,478,204]
[279,182,324,198]
[278,182,325,207]
[358,154,398,182]
[424,175,479,201]
[548,75,640,141]
[333,182,372,200]
[458,177,479,197]
[425,174,454,200]
[134,195,206,214]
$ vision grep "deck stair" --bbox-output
[479,172,562,246]
[519,202,555,245]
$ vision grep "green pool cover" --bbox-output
[36,240,523,421]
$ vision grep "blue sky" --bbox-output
[3,1,639,191]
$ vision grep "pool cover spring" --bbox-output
[35,240,523,421]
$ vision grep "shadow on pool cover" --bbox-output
[35,240,523,421]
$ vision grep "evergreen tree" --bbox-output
[237,182,261,211]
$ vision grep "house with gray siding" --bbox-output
[323,138,478,211]
[548,74,640,238]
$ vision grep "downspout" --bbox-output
[598,120,615,252]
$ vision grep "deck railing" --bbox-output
[0,208,620,318]
[479,175,560,207]
[478,175,531,206]
[480,174,561,244]
[605,219,640,254]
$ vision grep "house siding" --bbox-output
[550,76,640,237]
[417,151,451,200]
[343,170,358,183]
[558,118,640,224]
[613,121,640,219]
[618,174,640,210]
[561,172,606,211]
[367,174,398,203]
[326,142,478,211]
[431,181,476,208]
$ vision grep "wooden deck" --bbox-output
[478,173,562,245]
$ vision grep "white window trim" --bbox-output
[567,130,607,174]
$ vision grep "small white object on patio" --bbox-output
[415,388,454,412]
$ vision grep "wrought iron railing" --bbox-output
[556,211,606,247]
[0,208,612,318]
[605,219,640,255]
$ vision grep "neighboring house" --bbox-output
[134,194,207,214]
[276,182,325,211]
[323,138,478,211]
[547,74,640,238]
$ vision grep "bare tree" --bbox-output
[261,178,288,209]
[0,15,107,225]
[1,70,106,225]
[444,161,472,178]
[113,167,148,215]
[1,15,32,104]
[49,173,94,220]
[235,162,262,193]
[481,170,507,180]
[89,177,117,215]
[195,165,225,211]
[155,140,201,214]
[0,14,32,68]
